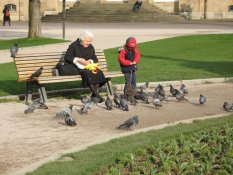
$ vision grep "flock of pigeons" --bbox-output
[24,82,233,130]
[10,43,233,129]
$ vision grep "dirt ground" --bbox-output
[0,82,232,175]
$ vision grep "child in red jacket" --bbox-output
[118,37,140,96]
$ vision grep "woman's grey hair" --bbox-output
[79,30,94,41]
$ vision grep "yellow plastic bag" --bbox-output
[84,63,100,74]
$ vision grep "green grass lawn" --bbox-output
[0,37,69,50]
[26,114,233,175]
[0,34,232,96]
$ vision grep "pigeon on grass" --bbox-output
[117,116,139,130]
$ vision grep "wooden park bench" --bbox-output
[13,49,123,102]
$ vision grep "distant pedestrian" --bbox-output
[133,0,142,12]
[2,7,11,26]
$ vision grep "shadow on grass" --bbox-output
[0,80,84,99]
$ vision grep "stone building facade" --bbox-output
[1,0,233,21]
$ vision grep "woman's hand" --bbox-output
[84,60,91,65]
[77,58,86,65]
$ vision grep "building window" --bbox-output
[229,5,233,12]
[5,4,17,11]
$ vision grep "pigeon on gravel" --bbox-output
[113,93,121,108]
[174,89,188,102]
[169,84,177,96]
[134,90,149,104]
[10,43,18,58]
[24,106,35,114]
[81,96,89,104]
[56,104,73,118]
[223,102,233,112]
[179,84,189,94]
[127,95,138,106]
[29,67,43,80]
[154,92,168,102]
[24,98,48,114]
[117,116,139,130]
[65,113,77,127]
[138,82,149,91]
[153,98,163,109]
[199,94,206,104]
[156,84,165,97]
[120,95,129,111]
[105,96,113,110]
[81,100,95,114]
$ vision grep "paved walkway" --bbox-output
[0,21,233,63]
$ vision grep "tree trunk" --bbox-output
[28,0,41,38]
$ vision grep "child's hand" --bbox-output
[130,61,136,65]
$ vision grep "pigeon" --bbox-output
[134,90,149,104]
[10,43,18,58]
[138,82,149,91]
[113,93,121,108]
[154,91,168,102]
[174,89,188,102]
[199,94,206,104]
[180,84,189,94]
[169,84,177,96]
[127,95,138,106]
[30,98,48,109]
[105,96,113,110]
[156,84,165,97]
[81,100,95,113]
[91,95,105,104]
[120,95,129,111]
[81,96,89,104]
[24,98,48,114]
[91,96,100,104]
[223,102,233,112]
[56,104,73,118]
[153,98,163,109]
[65,113,77,127]
[24,106,35,114]
[117,116,139,130]
[29,67,43,80]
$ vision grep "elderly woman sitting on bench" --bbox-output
[64,30,106,103]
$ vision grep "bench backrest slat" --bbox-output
[13,50,111,82]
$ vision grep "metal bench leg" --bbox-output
[106,78,114,96]
[25,82,33,104]
[38,85,48,103]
